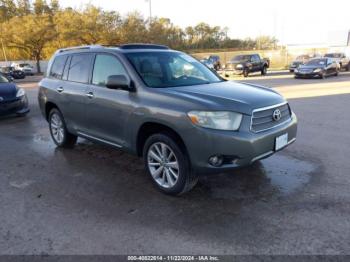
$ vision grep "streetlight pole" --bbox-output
[146,0,152,25]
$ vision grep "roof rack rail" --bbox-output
[119,44,169,50]
[56,45,103,54]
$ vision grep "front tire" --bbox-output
[143,133,198,195]
[261,66,267,75]
[49,108,77,148]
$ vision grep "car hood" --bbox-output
[163,81,285,115]
[0,83,17,100]
[298,65,325,70]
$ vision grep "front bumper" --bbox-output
[184,112,298,175]
[224,68,244,75]
[0,96,30,116]
[295,72,321,78]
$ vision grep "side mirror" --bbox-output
[106,75,134,91]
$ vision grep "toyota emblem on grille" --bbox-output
[272,109,282,121]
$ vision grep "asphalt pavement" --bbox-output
[0,72,350,255]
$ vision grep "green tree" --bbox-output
[5,14,57,72]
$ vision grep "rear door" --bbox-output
[85,53,134,147]
[60,53,94,133]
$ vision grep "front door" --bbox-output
[86,53,134,147]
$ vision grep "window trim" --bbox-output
[66,53,95,84]
[90,52,131,88]
[49,55,69,80]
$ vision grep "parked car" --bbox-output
[200,58,215,70]
[324,53,350,71]
[206,55,221,70]
[224,54,270,77]
[289,54,321,72]
[0,69,14,82]
[12,63,34,76]
[294,58,338,79]
[0,72,29,117]
[38,44,297,195]
[0,66,26,79]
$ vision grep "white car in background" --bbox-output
[324,53,350,71]
[11,63,34,76]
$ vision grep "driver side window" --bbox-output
[92,54,127,87]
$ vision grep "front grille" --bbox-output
[299,69,313,73]
[251,103,292,133]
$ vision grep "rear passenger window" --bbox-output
[92,54,127,86]
[67,54,94,83]
[50,56,68,79]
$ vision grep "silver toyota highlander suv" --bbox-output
[38,44,297,195]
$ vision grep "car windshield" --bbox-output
[231,55,251,62]
[125,51,223,88]
[19,63,31,67]
[325,53,341,58]
[0,74,9,83]
[305,59,327,66]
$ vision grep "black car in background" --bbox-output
[0,66,26,79]
[289,54,320,72]
[201,55,221,70]
[294,58,338,79]
[0,72,29,117]
[224,54,270,77]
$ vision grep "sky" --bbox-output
[59,0,350,46]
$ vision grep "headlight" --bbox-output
[294,68,298,73]
[16,88,25,98]
[313,68,322,73]
[236,64,243,69]
[187,111,243,131]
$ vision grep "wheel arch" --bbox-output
[136,121,188,158]
[45,101,59,120]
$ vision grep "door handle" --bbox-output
[57,87,64,93]
[86,92,94,99]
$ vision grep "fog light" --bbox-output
[209,155,224,167]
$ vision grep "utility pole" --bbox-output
[1,38,7,62]
[0,23,7,62]
[146,0,152,26]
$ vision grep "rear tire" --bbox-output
[49,108,77,148]
[143,133,198,195]
[347,63,350,72]
[243,68,249,77]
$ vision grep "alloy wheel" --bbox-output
[50,113,65,144]
[147,142,179,189]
